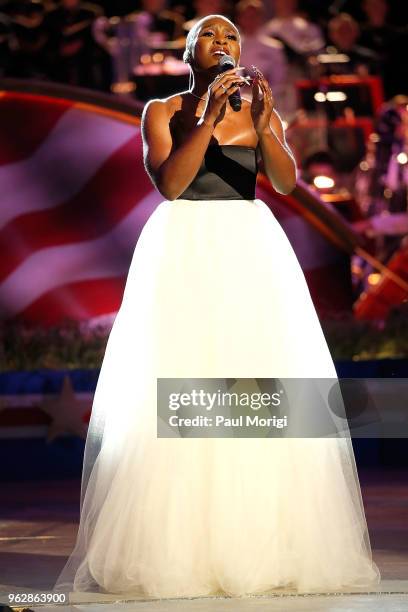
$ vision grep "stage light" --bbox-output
[368,273,381,286]
[313,175,335,189]
[110,82,136,94]
[397,152,408,165]
[314,92,326,102]
[317,53,349,64]
[152,53,164,63]
[326,91,347,102]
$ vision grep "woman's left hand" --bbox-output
[250,67,274,135]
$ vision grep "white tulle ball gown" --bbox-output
[53,144,381,600]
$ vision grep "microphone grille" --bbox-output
[219,54,235,68]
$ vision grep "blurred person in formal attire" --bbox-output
[44,0,102,87]
[93,0,183,91]
[0,9,14,76]
[263,0,325,121]
[235,0,289,119]
[359,0,408,97]
[94,0,184,50]
[324,12,382,76]
[5,0,49,78]
[352,98,408,289]
[264,0,325,57]
[136,0,184,41]
[355,100,408,220]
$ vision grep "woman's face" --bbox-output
[190,17,241,73]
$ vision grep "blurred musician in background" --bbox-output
[235,0,289,120]
[359,0,408,98]
[352,97,408,290]
[92,0,184,92]
[135,0,184,41]
[44,0,102,87]
[2,0,49,78]
[325,12,382,76]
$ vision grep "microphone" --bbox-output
[218,54,241,112]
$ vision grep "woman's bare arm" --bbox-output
[257,109,297,195]
[141,99,215,201]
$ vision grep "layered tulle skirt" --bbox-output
[53,198,381,599]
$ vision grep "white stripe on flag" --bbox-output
[0,190,162,318]
[0,109,138,229]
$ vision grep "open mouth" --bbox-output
[212,50,227,56]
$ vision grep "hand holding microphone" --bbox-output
[201,58,249,126]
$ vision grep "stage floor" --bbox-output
[0,468,407,611]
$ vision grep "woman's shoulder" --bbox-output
[141,93,185,122]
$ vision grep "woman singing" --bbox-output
[54,14,381,600]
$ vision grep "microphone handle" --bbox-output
[228,88,242,112]
[218,61,242,112]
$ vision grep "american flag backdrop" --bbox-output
[0,87,353,449]
[0,88,352,327]
[0,91,162,326]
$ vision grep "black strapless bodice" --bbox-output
[178,144,259,200]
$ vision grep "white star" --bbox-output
[40,375,90,443]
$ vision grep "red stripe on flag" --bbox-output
[0,136,151,282]
[12,276,127,324]
[0,407,91,426]
[0,94,72,165]
[0,407,50,426]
